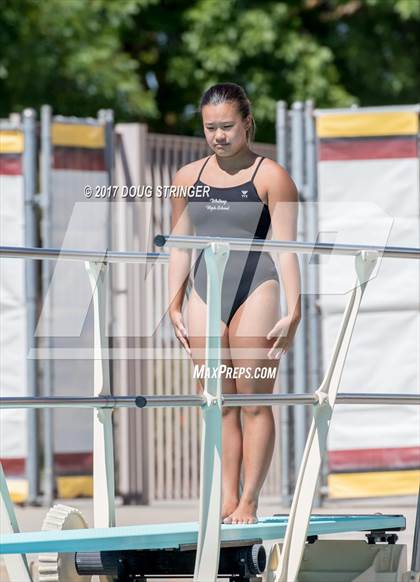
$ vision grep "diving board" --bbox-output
[0,514,405,555]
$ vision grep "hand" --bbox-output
[266,314,301,360]
[169,309,191,356]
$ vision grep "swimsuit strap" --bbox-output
[197,154,265,184]
[250,156,265,183]
[196,156,212,181]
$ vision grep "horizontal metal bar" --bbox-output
[314,104,420,115]
[0,246,169,264]
[0,393,418,409]
[223,393,420,406]
[0,122,21,130]
[53,115,103,126]
[135,395,204,408]
[0,396,146,409]
[154,235,420,260]
[1,239,419,264]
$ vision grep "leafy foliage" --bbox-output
[1,0,418,141]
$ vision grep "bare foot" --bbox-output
[221,497,239,522]
[223,498,258,524]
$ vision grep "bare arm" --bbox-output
[169,176,193,314]
[265,161,301,356]
[168,165,197,354]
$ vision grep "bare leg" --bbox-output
[225,280,280,524]
[187,288,241,519]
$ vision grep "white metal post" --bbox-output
[85,260,116,529]
[0,464,33,581]
[22,108,39,505]
[193,242,229,582]
[291,102,308,477]
[276,100,292,507]
[40,104,54,507]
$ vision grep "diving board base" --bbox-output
[265,540,407,582]
[74,541,266,580]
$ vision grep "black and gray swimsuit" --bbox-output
[187,155,279,326]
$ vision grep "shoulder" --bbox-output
[259,157,298,202]
[172,156,210,186]
[170,156,210,210]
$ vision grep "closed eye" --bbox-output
[205,125,234,131]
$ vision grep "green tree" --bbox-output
[167,0,420,140]
[1,0,418,142]
[0,0,158,120]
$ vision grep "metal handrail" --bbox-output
[0,392,418,409]
[155,234,420,259]
[0,245,168,263]
[1,236,420,263]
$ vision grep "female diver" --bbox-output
[168,83,301,525]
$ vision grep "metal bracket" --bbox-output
[366,531,399,545]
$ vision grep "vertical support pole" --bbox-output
[194,242,229,582]
[136,124,151,506]
[98,109,115,264]
[98,109,115,186]
[0,464,32,581]
[40,104,54,507]
[276,101,288,168]
[99,109,116,514]
[22,108,38,505]
[85,260,115,529]
[304,100,323,508]
[276,101,291,506]
[290,102,308,475]
[114,123,149,504]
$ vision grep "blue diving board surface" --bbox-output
[0,514,405,555]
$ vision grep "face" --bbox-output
[201,102,250,156]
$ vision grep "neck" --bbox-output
[214,147,255,174]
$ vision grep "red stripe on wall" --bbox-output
[319,137,417,161]
[1,452,94,476]
[54,452,93,475]
[0,155,22,175]
[329,446,420,472]
[1,458,25,476]
[53,147,106,171]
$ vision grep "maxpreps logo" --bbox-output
[193,365,276,380]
